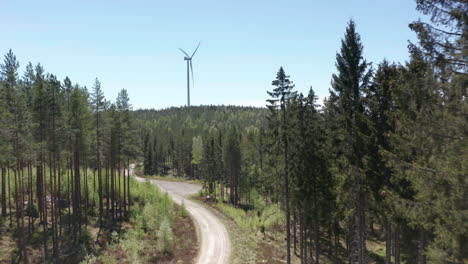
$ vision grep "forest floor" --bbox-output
[96,204,198,264]
[0,191,199,263]
[0,214,103,264]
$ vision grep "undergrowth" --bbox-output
[80,178,176,264]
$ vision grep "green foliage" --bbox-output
[105,179,176,262]
[260,203,284,231]
[79,254,97,264]
[136,106,267,178]
[248,188,265,211]
[179,201,189,218]
[191,135,203,165]
[156,217,174,254]
[25,203,39,218]
[98,255,117,264]
[120,229,147,264]
[215,200,283,234]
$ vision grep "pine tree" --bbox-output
[91,78,106,227]
[0,49,33,261]
[70,86,91,238]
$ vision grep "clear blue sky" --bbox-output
[1,0,425,109]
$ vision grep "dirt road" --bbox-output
[135,177,231,264]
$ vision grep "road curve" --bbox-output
[135,177,231,264]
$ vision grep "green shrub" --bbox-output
[121,229,147,264]
[25,203,39,218]
[80,254,97,264]
[260,203,284,231]
[179,201,189,218]
[249,188,266,211]
[156,217,174,254]
[98,254,117,264]
[110,231,119,244]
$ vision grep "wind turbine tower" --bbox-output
[179,42,200,107]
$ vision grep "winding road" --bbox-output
[135,177,231,264]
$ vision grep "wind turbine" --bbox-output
[179,42,200,107]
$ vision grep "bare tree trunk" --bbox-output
[394,224,400,264]
[41,155,48,261]
[123,163,126,216]
[283,105,291,264]
[8,167,12,227]
[98,161,103,227]
[84,164,89,226]
[417,230,427,264]
[349,170,367,264]
[314,217,320,264]
[118,161,122,220]
[28,162,33,235]
[385,218,392,264]
[106,163,110,218]
[68,157,73,232]
[58,160,62,238]
[111,165,115,226]
[334,221,340,261]
[299,215,304,264]
[1,167,6,216]
[127,159,131,215]
[293,209,297,255]
[73,147,81,240]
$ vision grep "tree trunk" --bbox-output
[73,147,81,239]
[417,230,427,264]
[8,167,12,227]
[98,161,103,227]
[394,224,400,264]
[385,218,392,264]
[127,159,131,215]
[293,210,297,255]
[283,105,291,264]
[1,167,6,216]
[314,217,320,264]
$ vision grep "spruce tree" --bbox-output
[328,20,372,263]
[266,67,296,264]
[223,126,241,205]
[366,60,401,264]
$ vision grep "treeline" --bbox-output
[138,1,467,263]
[135,105,267,180]
[0,56,139,262]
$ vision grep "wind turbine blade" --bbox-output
[190,60,194,90]
[190,42,201,58]
[179,48,190,57]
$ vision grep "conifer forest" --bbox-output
[0,0,466,263]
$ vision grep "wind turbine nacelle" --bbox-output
[184,57,190,60]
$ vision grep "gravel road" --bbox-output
[135,177,231,264]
